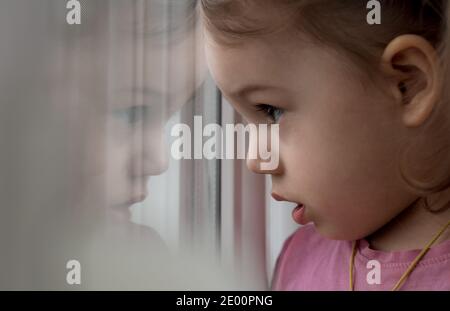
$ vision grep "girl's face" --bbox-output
[104,2,205,215]
[52,2,205,219]
[204,31,418,240]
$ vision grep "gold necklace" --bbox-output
[349,220,450,291]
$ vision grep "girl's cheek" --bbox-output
[277,113,296,142]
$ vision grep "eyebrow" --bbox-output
[229,84,282,99]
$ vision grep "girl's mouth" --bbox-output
[271,192,310,225]
[271,192,287,202]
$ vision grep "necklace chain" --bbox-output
[349,220,450,291]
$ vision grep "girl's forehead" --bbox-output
[205,30,310,72]
[204,20,312,57]
[206,44,298,98]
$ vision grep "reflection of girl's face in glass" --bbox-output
[104,1,205,212]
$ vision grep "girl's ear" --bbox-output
[380,34,442,127]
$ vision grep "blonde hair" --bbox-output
[201,0,450,211]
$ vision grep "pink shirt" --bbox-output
[271,224,450,290]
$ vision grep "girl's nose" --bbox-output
[131,126,169,177]
[246,154,283,175]
[143,129,169,176]
[246,157,264,174]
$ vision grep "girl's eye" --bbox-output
[256,104,284,123]
[113,106,147,126]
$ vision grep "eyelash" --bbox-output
[256,104,284,123]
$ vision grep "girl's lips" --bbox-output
[292,204,309,225]
[271,192,287,201]
[130,193,147,204]
[272,193,310,225]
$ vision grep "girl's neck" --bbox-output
[367,198,450,252]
